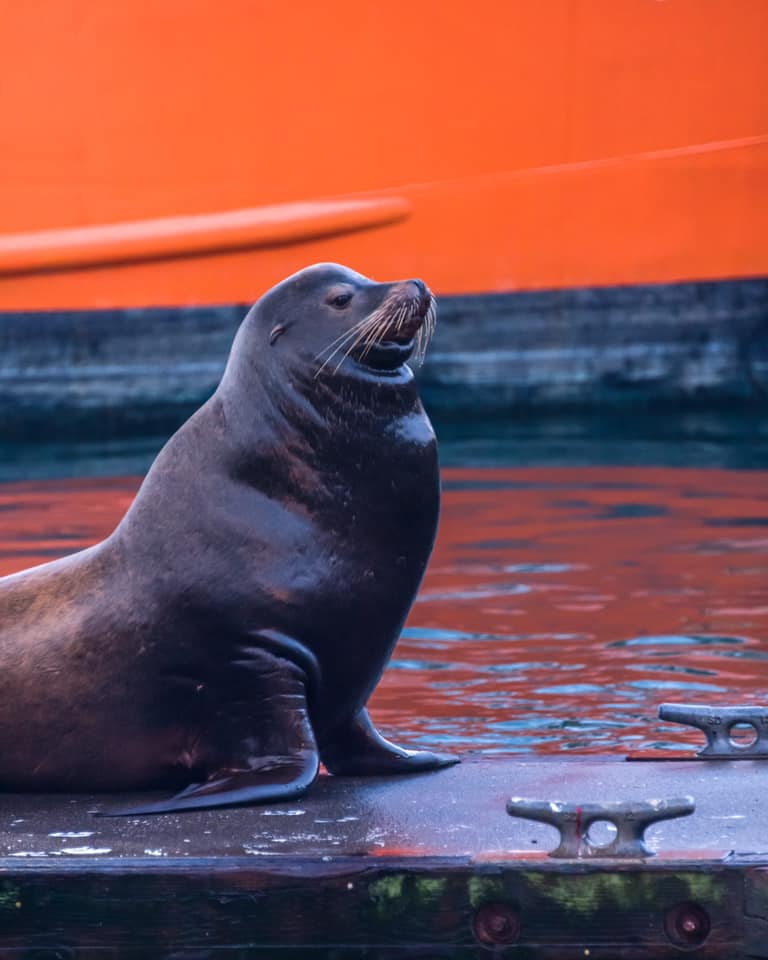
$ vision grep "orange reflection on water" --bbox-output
[1,467,766,755]
[381,467,768,755]
[0,477,136,577]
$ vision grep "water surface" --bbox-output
[2,464,765,757]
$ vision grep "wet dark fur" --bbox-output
[0,263,455,813]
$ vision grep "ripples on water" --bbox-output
[1,462,765,757]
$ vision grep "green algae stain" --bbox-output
[414,877,448,901]
[368,874,405,904]
[468,876,506,907]
[682,875,726,906]
[525,872,725,915]
[367,874,449,921]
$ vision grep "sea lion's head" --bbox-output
[244,263,437,381]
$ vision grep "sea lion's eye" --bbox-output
[330,293,353,309]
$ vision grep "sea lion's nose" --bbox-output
[409,278,431,314]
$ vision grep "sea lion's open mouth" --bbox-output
[380,313,423,347]
[355,337,415,372]
[355,314,424,370]
[388,332,415,345]
[355,285,436,371]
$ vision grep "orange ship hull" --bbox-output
[1,0,766,311]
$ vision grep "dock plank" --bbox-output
[0,758,766,956]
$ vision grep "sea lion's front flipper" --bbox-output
[102,644,320,816]
[321,707,458,776]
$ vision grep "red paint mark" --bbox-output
[575,805,583,857]
[369,846,428,858]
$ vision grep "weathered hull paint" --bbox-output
[1,277,766,438]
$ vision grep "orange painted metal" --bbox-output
[1,0,766,309]
[0,198,410,276]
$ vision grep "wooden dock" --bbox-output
[1,756,766,957]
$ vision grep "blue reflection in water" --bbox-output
[609,634,747,647]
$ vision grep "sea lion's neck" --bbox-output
[223,348,423,430]
[217,355,432,498]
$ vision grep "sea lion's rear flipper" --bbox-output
[321,707,458,776]
[101,643,320,816]
[103,751,319,815]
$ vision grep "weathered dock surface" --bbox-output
[1,757,766,957]
[1,278,766,439]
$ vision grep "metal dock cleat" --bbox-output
[659,703,768,759]
[506,796,695,859]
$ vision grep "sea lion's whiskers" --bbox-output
[358,308,392,362]
[343,310,386,354]
[339,311,389,370]
[315,333,369,377]
[314,314,381,376]
[323,309,387,375]
[355,303,391,352]
[362,309,389,345]
[413,297,437,365]
[315,315,375,362]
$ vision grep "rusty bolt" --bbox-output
[664,901,711,948]
[472,901,521,945]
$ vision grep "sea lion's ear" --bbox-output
[269,324,288,346]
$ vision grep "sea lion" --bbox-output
[0,262,455,814]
